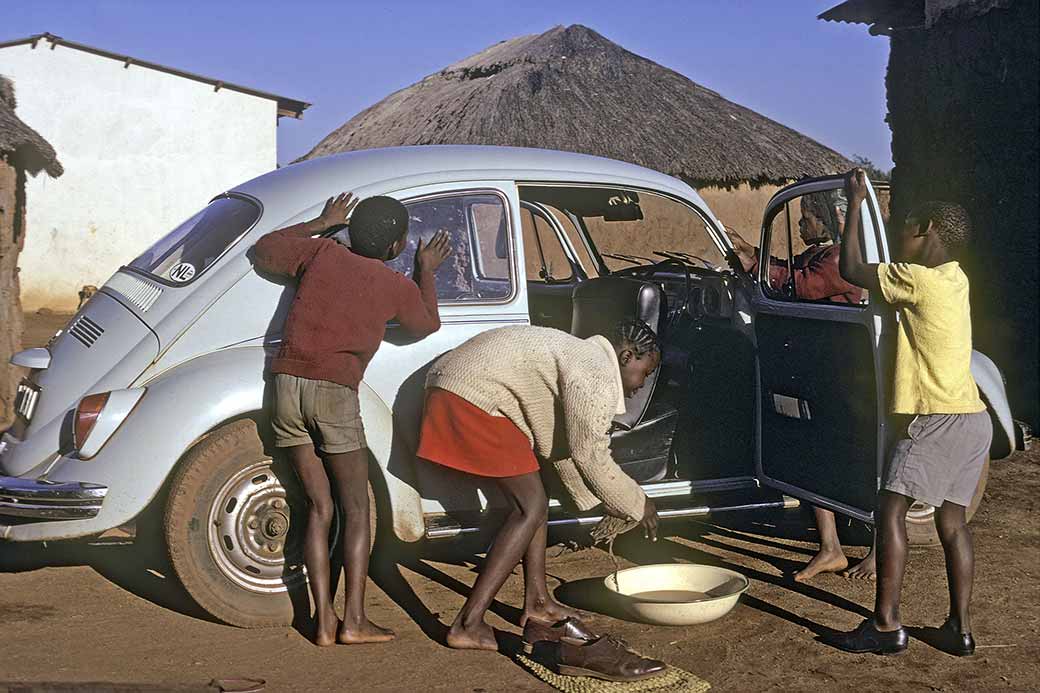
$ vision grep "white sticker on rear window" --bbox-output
[169,262,196,283]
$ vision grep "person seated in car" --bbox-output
[416,320,662,656]
[727,189,862,305]
[726,190,876,582]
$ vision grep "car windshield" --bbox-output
[127,196,261,284]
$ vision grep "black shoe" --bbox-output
[936,619,975,656]
[825,619,908,655]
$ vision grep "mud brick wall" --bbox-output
[0,158,26,427]
[886,1,1038,426]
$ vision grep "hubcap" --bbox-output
[207,459,338,594]
[907,500,935,522]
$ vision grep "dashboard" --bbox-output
[612,261,736,331]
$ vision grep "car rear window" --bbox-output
[127,195,261,284]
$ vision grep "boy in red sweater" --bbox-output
[254,192,450,645]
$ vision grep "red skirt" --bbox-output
[417,388,540,478]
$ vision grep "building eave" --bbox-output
[0,32,311,119]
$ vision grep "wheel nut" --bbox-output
[266,542,278,552]
[247,519,259,530]
[272,498,285,509]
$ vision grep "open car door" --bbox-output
[752,176,891,523]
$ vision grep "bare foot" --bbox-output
[841,550,877,580]
[314,606,339,647]
[446,621,498,651]
[337,619,396,645]
[521,596,582,627]
[793,548,848,583]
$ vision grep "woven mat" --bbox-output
[515,654,710,693]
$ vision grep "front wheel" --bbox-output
[163,419,377,628]
[905,457,989,546]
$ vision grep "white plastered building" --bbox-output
[0,33,309,311]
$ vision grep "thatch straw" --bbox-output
[300,25,850,188]
[0,75,63,177]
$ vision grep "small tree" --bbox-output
[851,154,892,182]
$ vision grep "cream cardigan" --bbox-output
[425,325,646,521]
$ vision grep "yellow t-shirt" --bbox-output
[877,261,986,415]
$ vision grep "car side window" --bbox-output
[762,190,867,306]
[387,192,513,302]
[519,205,574,283]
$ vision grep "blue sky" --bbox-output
[5,1,892,170]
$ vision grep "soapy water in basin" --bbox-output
[625,577,749,603]
[630,590,710,602]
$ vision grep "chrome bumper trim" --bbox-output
[0,476,107,520]
[425,496,801,540]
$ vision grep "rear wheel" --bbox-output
[164,419,377,627]
[905,457,989,546]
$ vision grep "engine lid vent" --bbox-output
[104,272,164,312]
[69,315,104,348]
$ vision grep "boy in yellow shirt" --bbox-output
[826,169,991,656]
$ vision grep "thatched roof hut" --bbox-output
[301,24,850,189]
[0,75,63,178]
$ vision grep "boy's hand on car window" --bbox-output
[415,230,452,272]
[317,192,359,229]
[641,496,659,542]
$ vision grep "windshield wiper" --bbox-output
[654,250,717,270]
[602,252,651,265]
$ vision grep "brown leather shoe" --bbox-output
[521,617,599,654]
[556,635,667,682]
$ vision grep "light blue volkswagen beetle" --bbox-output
[1,146,1019,626]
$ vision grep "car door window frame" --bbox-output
[388,187,518,306]
[758,178,885,312]
[520,201,584,283]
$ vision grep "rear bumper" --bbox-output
[0,476,108,520]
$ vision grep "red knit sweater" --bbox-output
[253,223,440,387]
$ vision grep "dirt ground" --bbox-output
[2,313,1038,692]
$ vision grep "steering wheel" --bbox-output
[633,258,693,331]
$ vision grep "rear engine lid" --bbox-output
[29,292,159,436]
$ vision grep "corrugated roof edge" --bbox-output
[0,32,311,118]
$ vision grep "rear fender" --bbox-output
[11,346,425,542]
[971,350,1015,459]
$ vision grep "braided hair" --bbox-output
[610,318,661,357]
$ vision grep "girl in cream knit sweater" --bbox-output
[417,320,661,651]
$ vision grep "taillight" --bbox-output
[74,393,110,449]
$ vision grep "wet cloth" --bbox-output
[876,261,986,415]
[271,373,366,454]
[425,326,645,522]
[253,224,440,388]
[418,388,540,477]
[883,411,992,507]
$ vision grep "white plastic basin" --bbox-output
[603,563,749,626]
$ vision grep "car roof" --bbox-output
[231,145,706,214]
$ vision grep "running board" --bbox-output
[424,496,800,540]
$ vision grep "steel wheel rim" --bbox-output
[206,459,336,594]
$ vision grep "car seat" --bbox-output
[570,277,679,482]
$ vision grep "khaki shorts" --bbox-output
[882,411,992,507]
[271,373,367,455]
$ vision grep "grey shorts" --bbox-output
[271,373,367,455]
[882,411,992,507]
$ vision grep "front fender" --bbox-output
[4,346,425,542]
[972,350,1015,459]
